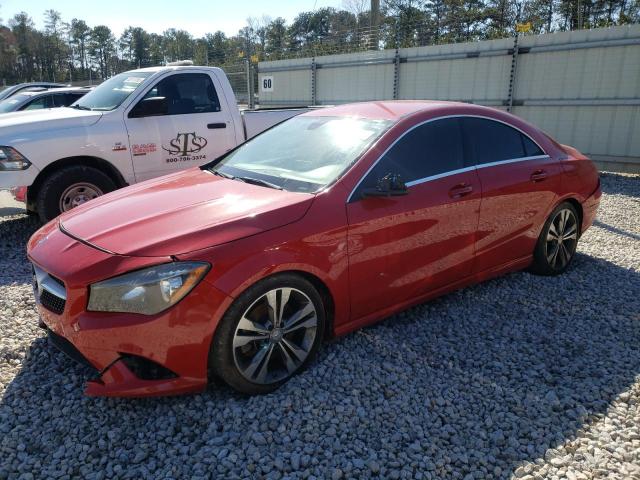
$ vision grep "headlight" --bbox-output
[0,146,31,171]
[88,262,210,315]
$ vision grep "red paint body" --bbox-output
[27,101,601,397]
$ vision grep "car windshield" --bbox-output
[0,94,28,113]
[71,72,152,111]
[211,116,392,193]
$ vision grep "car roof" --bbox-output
[301,100,503,121]
[18,87,90,97]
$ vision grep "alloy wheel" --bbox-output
[545,208,578,270]
[232,287,318,385]
[59,182,103,212]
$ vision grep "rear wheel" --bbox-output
[530,202,579,276]
[36,166,116,223]
[210,274,325,394]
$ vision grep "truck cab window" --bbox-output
[139,73,221,116]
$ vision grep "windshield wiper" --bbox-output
[235,176,283,190]
[70,104,92,111]
[212,170,236,179]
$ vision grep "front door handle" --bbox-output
[449,183,473,199]
[530,170,548,182]
[208,122,227,129]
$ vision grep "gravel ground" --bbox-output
[1,173,639,480]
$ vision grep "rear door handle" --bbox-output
[208,123,227,129]
[449,183,473,199]
[530,170,548,182]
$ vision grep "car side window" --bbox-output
[356,118,465,195]
[462,117,543,165]
[138,73,221,116]
[52,93,74,107]
[522,134,544,157]
[21,95,52,110]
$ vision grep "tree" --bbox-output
[89,25,115,78]
[265,18,288,57]
[70,19,90,78]
[43,9,67,81]
[163,28,194,62]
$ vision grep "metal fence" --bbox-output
[257,24,640,173]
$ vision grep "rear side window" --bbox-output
[360,118,465,189]
[141,73,221,115]
[522,134,544,157]
[462,117,542,165]
[52,93,82,107]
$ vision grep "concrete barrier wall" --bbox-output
[258,24,640,173]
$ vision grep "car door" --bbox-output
[124,72,236,182]
[346,117,481,321]
[461,117,562,273]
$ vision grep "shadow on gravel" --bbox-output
[0,214,40,286]
[593,219,640,241]
[0,215,39,287]
[1,252,639,479]
[599,172,640,197]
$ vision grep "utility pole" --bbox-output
[370,0,380,50]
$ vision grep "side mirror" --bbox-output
[129,96,168,118]
[361,173,408,198]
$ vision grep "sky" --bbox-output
[0,0,346,37]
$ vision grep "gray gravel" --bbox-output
[1,173,639,480]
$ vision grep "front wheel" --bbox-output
[210,274,326,395]
[530,202,580,276]
[36,165,116,223]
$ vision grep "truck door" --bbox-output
[124,72,236,182]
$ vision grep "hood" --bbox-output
[59,168,314,257]
[0,107,102,138]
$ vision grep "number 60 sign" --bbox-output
[260,76,274,93]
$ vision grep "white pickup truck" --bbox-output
[0,66,309,222]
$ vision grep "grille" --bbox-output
[41,289,66,315]
[32,265,67,315]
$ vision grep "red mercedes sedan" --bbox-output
[28,101,601,397]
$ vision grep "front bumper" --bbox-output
[0,165,39,189]
[29,222,234,397]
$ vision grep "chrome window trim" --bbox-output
[475,154,550,171]
[347,114,548,203]
[405,165,476,187]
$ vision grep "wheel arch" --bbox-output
[221,268,338,340]
[555,195,584,236]
[26,156,128,210]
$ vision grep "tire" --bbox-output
[210,274,326,395]
[530,201,580,276]
[36,165,117,223]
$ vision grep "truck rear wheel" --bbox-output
[36,166,116,223]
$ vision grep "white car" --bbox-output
[0,82,68,101]
[0,87,90,114]
[0,66,310,222]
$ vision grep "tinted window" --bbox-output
[140,73,220,115]
[51,93,83,107]
[463,117,528,164]
[359,118,465,191]
[22,95,52,110]
[522,134,544,157]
